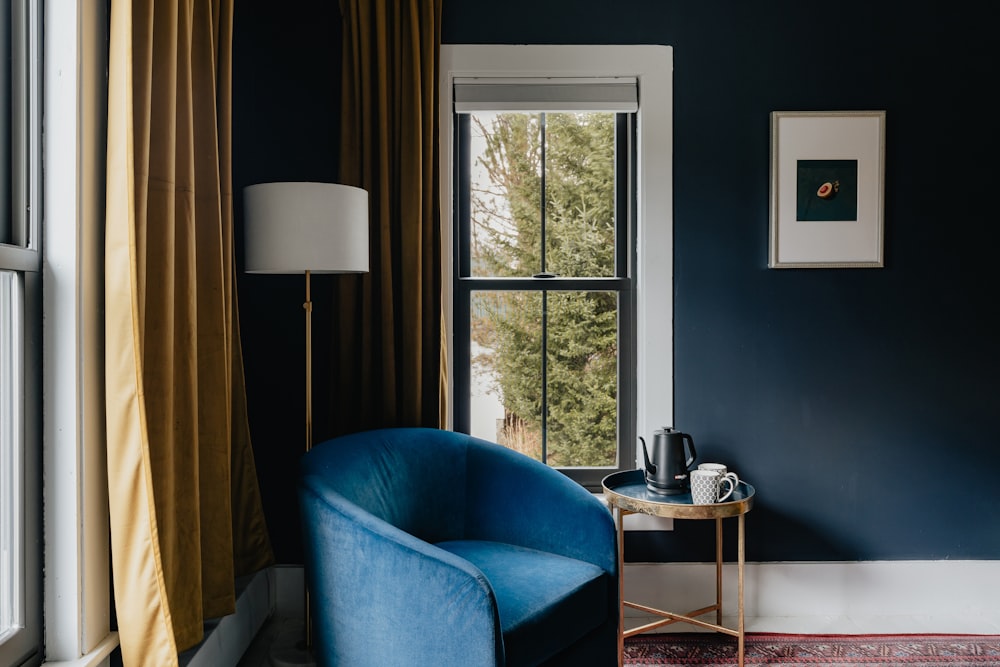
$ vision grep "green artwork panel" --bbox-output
[796,159,858,222]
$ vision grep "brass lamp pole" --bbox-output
[304,269,313,456]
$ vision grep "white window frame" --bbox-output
[40,1,118,665]
[439,45,675,463]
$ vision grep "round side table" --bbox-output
[603,469,755,667]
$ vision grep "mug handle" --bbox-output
[724,471,739,488]
[717,476,736,502]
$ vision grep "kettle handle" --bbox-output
[683,432,696,468]
[639,436,656,474]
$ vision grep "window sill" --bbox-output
[40,632,118,667]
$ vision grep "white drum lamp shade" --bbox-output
[243,182,369,274]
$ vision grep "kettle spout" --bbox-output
[639,437,656,475]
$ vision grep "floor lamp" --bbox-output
[243,181,369,665]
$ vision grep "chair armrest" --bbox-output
[299,480,504,667]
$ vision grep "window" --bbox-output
[453,87,636,489]
[441,45,675,492]
[0,0,42,664]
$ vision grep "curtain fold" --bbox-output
[333,0,446,433]
[105,1,274,664]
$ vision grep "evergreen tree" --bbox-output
[470,112,618,466]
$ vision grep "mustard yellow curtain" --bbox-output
[333,0,446,432]
[105,1,273,664]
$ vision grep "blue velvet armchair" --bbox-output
[298,427,619,666]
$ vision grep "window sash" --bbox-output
[0,270,21,642]
[453,110,636,490]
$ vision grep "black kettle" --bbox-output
[639,427,697,495]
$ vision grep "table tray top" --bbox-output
[602,469,755,519]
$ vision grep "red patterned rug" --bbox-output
[623,633,1000,666]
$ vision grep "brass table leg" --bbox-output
[738,513,745,667]
[616,506,626,667]
[715,517,723,626]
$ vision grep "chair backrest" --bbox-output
[300,427,474,543]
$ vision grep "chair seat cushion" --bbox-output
[436,540,609,667]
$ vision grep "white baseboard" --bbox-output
[180,568,276,667]
[228,558,999,657]
[623,560,1000,634]
[267,561,1000,636]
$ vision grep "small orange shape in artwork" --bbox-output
[817,180,839,200]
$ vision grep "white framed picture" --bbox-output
[769,111,886,268]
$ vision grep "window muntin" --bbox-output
[455,106,635,490]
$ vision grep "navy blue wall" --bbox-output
[235,1,999,564]
[234,1,342,564]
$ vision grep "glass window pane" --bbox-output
[469,290,543,459]
[544,113,616,278]
[468,112,542,278]
[546,291,618,467]
[0,270,18,639]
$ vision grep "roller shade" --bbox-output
[453,77,638,113]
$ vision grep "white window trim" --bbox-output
[439,44,675,460]
[41,1,117,664]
